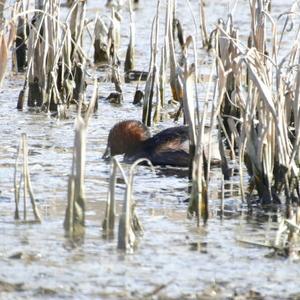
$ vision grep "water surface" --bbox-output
[1,0,299,299]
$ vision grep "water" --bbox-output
[1,0,300,299]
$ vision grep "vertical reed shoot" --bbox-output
[14,133,42,222]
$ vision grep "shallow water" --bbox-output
[1,0,300,299]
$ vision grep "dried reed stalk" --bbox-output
[124,0,135,73]
[217,17,240,160]
[70,0,87,104]
[274,207,300,258]
[94,17,109,64]
[176,33,210,224]
[14,133,42,222]
[64,79,98,236]
[118,158,153,252]
[0,19,15,87]
[168,0,182,103]
[158,0,171,109]
[14,0,28,72]
[26,0,47,107]
[142,0,160,126]
[214,0,300,206]
[199,0,209,48]
[64,117,86,236]
[102,156,127,237]
[17,0,87,113]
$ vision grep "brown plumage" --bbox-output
[102,119,222,168]
[102,120,190,167]
[103,120,151,158]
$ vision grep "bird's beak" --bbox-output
[102,146,111,160]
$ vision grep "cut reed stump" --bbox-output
[94,18,109,65]
[102,158,118,238]
[64,118,87,236]
[64,79,98,237]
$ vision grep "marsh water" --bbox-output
[1,0,300,299]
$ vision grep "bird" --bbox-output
[103,120,190,167]
[102,120,191,167]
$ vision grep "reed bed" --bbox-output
[7,0,88,113]
[215,0,300,208]
[1,0,300,258]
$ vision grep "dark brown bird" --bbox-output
[102,120,190,167]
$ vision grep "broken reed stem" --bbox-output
[202,61,215,181]
[64,116,86,236]
[22,135,27,220]
[124,0,135,73]
[168,0,183,104]
[14,142,21,220]
[158,0,172,109]
[13,133,41,222]
[23,134,42,222]
[159,46,166,108]
[152,2,161,124]
[64,175,75,233]
[221,175,224,218]
[64,79,97,236]
[94,16,109,64]
[102,161,117,236]
[197,102,209,225]
[180,33,210,225]
[142,0,160,126]
[118,158,154,252]
[199,0,209,48]
[118,172,135,251]
[84,78,98,123]
[27,1,48,107]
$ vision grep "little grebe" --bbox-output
[102,120,190,167]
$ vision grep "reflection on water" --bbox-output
[1,0,300,299]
